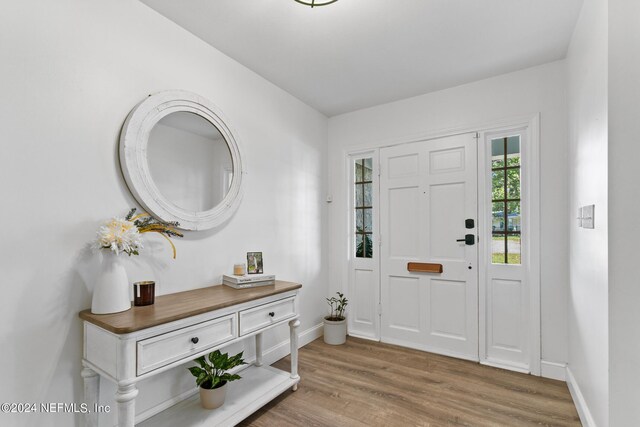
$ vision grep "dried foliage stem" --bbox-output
[126,208,183,259]
[156,233,177,259]
[95,208,183,258]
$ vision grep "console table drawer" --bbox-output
[239,297,296,336]
[137,314,237,375]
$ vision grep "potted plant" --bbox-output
[323,292,348,345]
[187,350,247,409]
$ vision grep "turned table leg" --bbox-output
[255,332,263,367]
[289,319,300,391]
[115,384,138,427]
[81,365,100,427]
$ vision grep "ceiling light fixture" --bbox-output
[293,0,338,7]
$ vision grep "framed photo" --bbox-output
[246,252,263,274]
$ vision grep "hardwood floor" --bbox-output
[239,337,581,427]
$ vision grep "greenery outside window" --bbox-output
[354,158,373,258]
[491,136,521,264]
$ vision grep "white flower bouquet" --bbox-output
[96,208,184,258]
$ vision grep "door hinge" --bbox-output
[474,132,480,139]
[377,303,382,316]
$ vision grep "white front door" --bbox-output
[380,133,478,360]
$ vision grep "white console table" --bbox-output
[79,281,302,427]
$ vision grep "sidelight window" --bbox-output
[354,158,373,258]
[491,136,521,264]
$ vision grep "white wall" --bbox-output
[328,61,569,368]
[565,0,609,425]
[608,0,640,424]
[0,1,328,426]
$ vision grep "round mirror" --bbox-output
[120,91,245,230]
[147,112,233,212]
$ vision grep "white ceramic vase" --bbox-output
[91,252,131,314]
[323,317,347,345]
[200,382,227,410]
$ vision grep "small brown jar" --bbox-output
[133,281,155,306]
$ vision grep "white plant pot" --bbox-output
[199,382,227,410]
[323,317,347,345]
[91,252,131,315]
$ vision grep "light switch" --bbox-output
[577,207,583,227]
[582,204,595,229]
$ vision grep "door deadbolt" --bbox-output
[456,234,475,245]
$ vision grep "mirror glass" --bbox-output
[146,112,233,212]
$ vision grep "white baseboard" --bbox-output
[540,360,567,381]
[133,322,323,425]
[566,366,597,427]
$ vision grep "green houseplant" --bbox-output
[188,350,247,409]
[323,292,348,345]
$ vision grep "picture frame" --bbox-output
[246,252,263,274]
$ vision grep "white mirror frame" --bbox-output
[120,90,245,231]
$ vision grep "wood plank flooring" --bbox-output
[239,337,581,427]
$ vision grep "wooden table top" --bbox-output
[79,281,302,334]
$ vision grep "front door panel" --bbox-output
[380,133,478,360]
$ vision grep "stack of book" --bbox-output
[222,274,276,289]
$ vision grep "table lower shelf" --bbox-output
[138,365,298,427]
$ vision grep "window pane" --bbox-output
[356,209,364,232]
[354,157,374,259]
[492,170,505,200]
[355,234,364,258]
[491,138,505,168]
[364,183,372,207]
[507,202,521,232]
[364,158,373,181]
[506,136,520,166]
[507,168,521,199]
[490,136,521,265]
[364,208,372,232]
[492,202,505,232]
[492,233,506,264]
[507,234,521,264]
[355,184,363,207]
